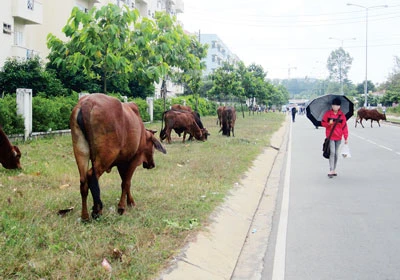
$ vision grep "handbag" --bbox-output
[322,115,341,159]
[322,138,330,159]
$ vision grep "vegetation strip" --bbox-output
[0,113,284,279]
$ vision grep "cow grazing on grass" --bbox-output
[0,126,21,169]
[170,104,205,140]
[355,108,387,128]
[220,106,236,137]
[70,94,166,221]
[160,110,209,144]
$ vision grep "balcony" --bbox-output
[12,0,43,25]
[11,45,39,60]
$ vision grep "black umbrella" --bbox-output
[306,94,354,127]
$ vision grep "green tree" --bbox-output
[47,4,139,93]
[47,5,205,100]
[381,56,400,106]
[208,62,244,103]
[142,12,206,110]
[327,47,353,93]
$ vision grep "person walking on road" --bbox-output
[291,106,297,122]
[321,97,348,178]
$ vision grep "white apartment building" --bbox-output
[0,0,184,96]
[199,34,240,76]
[0,0,43,66]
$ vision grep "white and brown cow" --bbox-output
[70,93,166,221]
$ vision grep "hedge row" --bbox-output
[0,93,219,135]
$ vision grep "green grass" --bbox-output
[0,112,285,279]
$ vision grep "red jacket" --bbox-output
[321,109,348,141]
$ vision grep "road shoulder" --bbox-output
[157,117,290,280]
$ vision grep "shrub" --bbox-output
[131,98,150,122]
[32,93,78,132]
[0,57,67,97]
[0,95,24,134]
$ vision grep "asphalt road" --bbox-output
[264,114,400,280]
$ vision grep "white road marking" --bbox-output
[379,145,393,151]
[272,122,292,280]
[352,133,399,155]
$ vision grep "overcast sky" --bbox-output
[177,0,400,85]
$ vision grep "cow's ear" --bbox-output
[152,136,167,154]
[146,129,158,135]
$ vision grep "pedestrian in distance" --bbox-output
[291,106,297,122]
[321,97,349,178]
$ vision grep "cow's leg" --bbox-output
[87,167,103,219]
[166,128,172,144]
[232,126,235,137]
[80,180,90,221]
[182,131,187,143]
[360,118,365,128]
[117,164,137,215]
[76,157,90,221]
[71,125,91,221]
[377,120,381,127]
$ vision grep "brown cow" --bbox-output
[170,104,204,140]
[0,126,21,169]
[220,106,236,137]
[70,94,166,221]
[355,108,387,128]
[160,110,209,144]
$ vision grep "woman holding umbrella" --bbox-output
[321,97,349,178]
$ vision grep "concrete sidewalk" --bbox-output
[157,118,290,280]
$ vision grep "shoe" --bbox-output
[328,174,334,178]
[333,173,337,176]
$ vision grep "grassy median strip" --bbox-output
[0,112,285,279]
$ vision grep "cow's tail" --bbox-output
[76,105,102,213]
[160,110,168,141]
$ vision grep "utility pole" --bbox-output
[347,3,388,106]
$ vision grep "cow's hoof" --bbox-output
[118,208,125,215]
[91,210,102,220]
[81,214,90,222]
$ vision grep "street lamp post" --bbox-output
[328,37,356,95]
[347,3,388,107]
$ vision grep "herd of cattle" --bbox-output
[0,94,237,220]
[0,94,389,220]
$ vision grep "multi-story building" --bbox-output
[199,34,240,76]
[0,0,43,66]
[0,0,184,96]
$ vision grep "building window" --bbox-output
[3,23,12,35]
[27,0,34,10]
[14,27,23,46]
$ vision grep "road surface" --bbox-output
[263,114,400,280]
